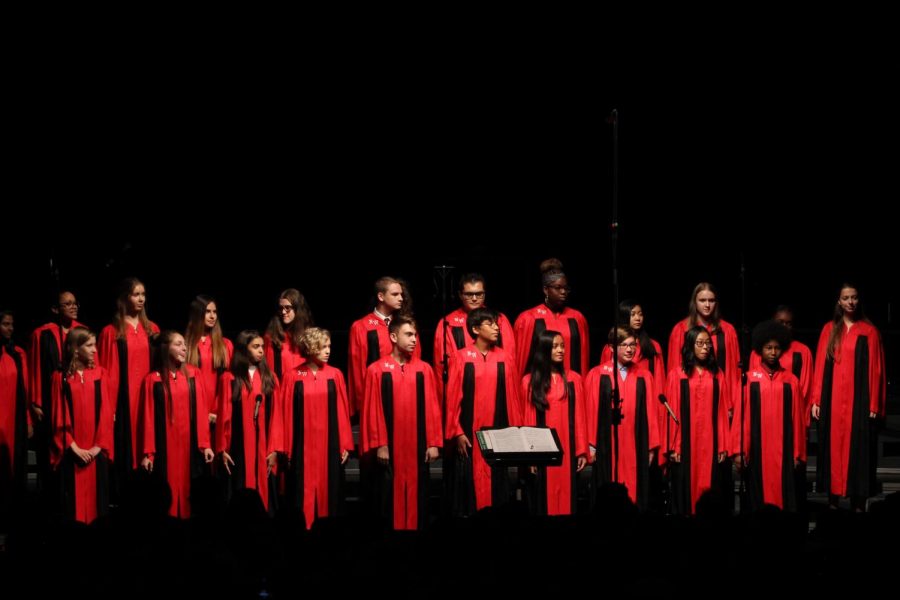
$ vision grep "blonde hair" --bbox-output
[299,327,331,357]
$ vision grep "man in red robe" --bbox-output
[444,307,521,516]
[433,273,516,406]
[362,315,441,530]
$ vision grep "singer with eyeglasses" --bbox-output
[433,273,517,402]
[217,330,280,513]
[585,327,660,511]
[667,282,741,416]
[28,290,86,502]
[275,327,354,529]
[514,258,589,377]
[264,288,313,380]
[665,327,731,515]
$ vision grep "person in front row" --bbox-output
[361,315,441,530]
[516,330,587,516]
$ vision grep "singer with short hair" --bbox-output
[361,315,442,530]
[217,330,280,512]
[585,326,660,511]
[275,327,354,529]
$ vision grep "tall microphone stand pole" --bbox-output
[737,254,749,513]
[608,108,622,484]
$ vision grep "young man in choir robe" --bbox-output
[28,291,84,499]
[361,315,442,530]
[748,306,814,424]
[732,320,805,512]
[348,276,420,417]
[433,273,516,406]
[444,308,521,516]
[585,327,660,511]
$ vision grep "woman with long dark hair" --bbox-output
[264,288,313,380]
[0,309,29,524]
[516,329,587,516]
[185,295,233,445]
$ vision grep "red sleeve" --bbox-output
[140,373,157,457]
[217,373,234,454]
[194,370,211,451]
[95,368,114,453]
[498,313,517,365]
[98,325,120,412]
[810,323,831,408]
[643,373,660,452]
[267,378,283,456]
[666,371,682,456]
[717,373,730,454]
[572,375,588,458]
[791,378,807,462]
[272,371,290,457]
[361,365,386,452]
[423,364,443,449]
[444,351,464,440]
[723,324,741,412]
[516,375,535,427]
[334,369,354,453]
[50,372,66,465]
[27,328,43,407]
[347,320,366,416]
[731,378,748,457]
[869,327,886,417]
[583,367,600,450]
[514,310,535,376]
[503,350,523,426]
[797,344,814,418]
[575,312,590,377]
[667,321,686,376]
[651,340,667,404]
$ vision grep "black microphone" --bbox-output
[658,394,679,425]
[254,394,262,421]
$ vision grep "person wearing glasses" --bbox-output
[264,288,313,380]
[28,290,85,502]
[666,282,741,415]
[432,273,516,405]
[1,308,29,525]
[585,326,660,511]
[516,329,588,516]
[666,326,731,515]
[514,258,590,377]
[98,277,159,494]
[810,283,885,511]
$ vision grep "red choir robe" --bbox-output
[51,367,113,523]
[601,338,669,464]
[433,309,516,404]
[28,320,85,428]
[666,367,730,515]
[195,336,234,415]
[348,312,422,416]
[811,320,885,498]
[275,362,354,529]
[517,371,588,516]
[99,321,159,470]
[264,332,302,381]
[584,362,660,510]
[362,356,442,530]
[0,344,29,511]
[217,370,279,511]
[749,340,814,424]
[667,318,740,411]
[140,364,211,519]
[514,305,590,378]
[444,345,521,515]
[732,367,805,510]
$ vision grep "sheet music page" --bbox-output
[488,427,528,452]
[521,427,558,452]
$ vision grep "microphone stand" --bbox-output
[737,254,749,513]
[608,108,622,483]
